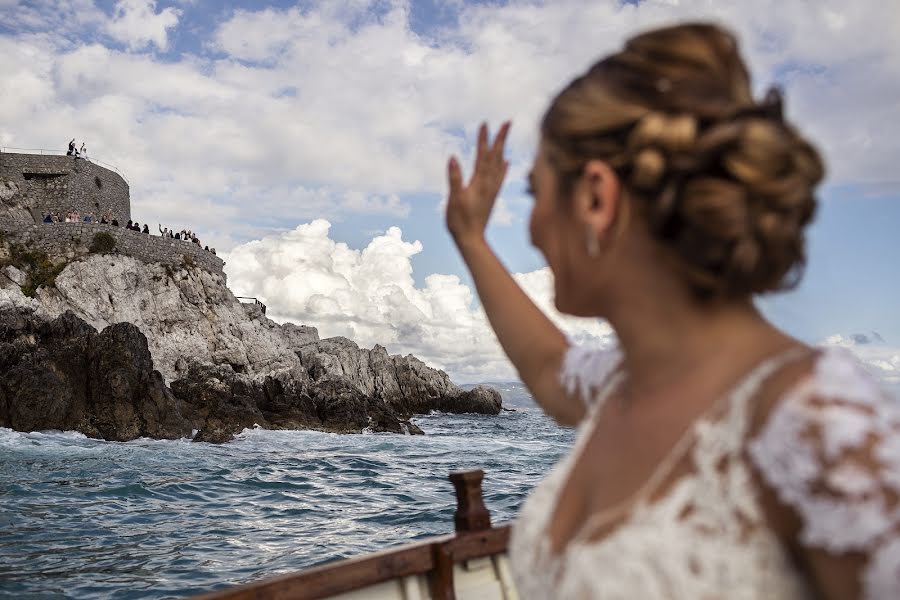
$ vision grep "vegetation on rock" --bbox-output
[89,231,116,254]
[0,242,68,297]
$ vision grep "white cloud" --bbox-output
[2,0,899,251]
[340,190,410,218]
[822,334,900,389]
[491,196,516,227]
[0,1,105,34]
[224,220,613,382]
[106,0,181,51]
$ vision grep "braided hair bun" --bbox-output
[542,23,825,299]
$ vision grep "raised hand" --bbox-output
[446,121,511,247]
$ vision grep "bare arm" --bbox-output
[446,122,585,425]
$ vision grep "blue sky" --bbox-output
[1,0,898,382]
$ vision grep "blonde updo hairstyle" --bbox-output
[541,23,825,299]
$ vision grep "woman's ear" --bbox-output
[573,159,621,239]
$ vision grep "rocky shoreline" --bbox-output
[0,304,501,443]
[0,247,502,443]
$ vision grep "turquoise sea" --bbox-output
[0,384,573,599]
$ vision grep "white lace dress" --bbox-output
[508,345,900,599]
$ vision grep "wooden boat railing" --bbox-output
[192,469,515,600]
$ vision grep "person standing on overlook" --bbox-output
[66,139,76,156]
[445,22,899,599]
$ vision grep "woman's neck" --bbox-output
[605,291,789,397]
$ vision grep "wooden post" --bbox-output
[449,469,492,533]
[428,543,455,600]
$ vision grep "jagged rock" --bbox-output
[0,308,192,441]
[2,266,25,286]
[170,362,267,443]
[86,322,192,440]
[386,352,457,414]
[437,385,502,414]
[0,181,19,201]
[295,337,498,416]
[170,363,418,442]
[36,255,301,382]
[0,306,426,443]
[278,322,320,351]
[0,248,503,441]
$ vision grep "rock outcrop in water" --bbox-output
[0,249,501,442]
[296,337,500,416]
[0,306,191,441]
[0,306,432,442]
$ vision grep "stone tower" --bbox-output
[0,152,130,225]
[0,151,225,277]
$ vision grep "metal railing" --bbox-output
[0,146,129,185]
[235,296,267,315]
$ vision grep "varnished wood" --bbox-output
[429,543,455,600]
[449,470,492,533]
[445,525,510,561]
[191,537,451,600]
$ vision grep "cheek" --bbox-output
[529,196,556,253]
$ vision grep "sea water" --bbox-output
[0,385,573,599]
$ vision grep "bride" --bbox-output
[445,23,899,599]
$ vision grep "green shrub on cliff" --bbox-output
[1,243,67,297]
[89,232,116,254]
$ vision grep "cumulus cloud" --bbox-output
[822,334,900,389]
[106,0,181,51]
[2,0,899,251]
[224,220,613,382]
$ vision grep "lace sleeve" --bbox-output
[748,348,900,599]
[558,344,621,414]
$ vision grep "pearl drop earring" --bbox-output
[586,225,600,258]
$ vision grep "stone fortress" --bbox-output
[0,151,225,277]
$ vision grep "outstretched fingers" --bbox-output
[490,121,512,160]
[474,123,489,174]
[448,156,464,197]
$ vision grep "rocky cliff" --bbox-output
[0,245,501,442]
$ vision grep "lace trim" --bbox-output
[514,345,900,598]
[511,344,818,599]
[558,345,621,413]
[560,346,808,547]
[748,347,900,600]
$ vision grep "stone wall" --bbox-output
[7,223,226,277]
[0,152,130,224]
